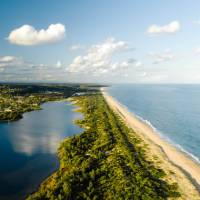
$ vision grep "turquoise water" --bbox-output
[0,101,82,200]
[108,84,200,163]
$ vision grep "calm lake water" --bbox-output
[0,101,82,200]
[108,84,200,163]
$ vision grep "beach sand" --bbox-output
[102,90,200,200]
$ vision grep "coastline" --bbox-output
[27,93,182,199]
[102,89,200,199]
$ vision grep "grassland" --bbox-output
[27,93,180,200]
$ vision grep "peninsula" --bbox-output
[27,91,189,200]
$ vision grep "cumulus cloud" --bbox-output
[147,21,180,35]
[67,38,138,75]
[149,50,175,64]
[8,23,66,46]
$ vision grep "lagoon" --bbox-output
[0,101,82,200]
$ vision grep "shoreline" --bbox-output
[102,89,200,199]
[116,100,200,166]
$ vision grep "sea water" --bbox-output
[108,84,200,163]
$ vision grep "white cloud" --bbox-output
[135,61,142,67]
[8,23,66,46]
[69,44,84,51]
[56,61,62,68]
[0,55,70,82]
[0,56,24,68]
[67,38,138,75]
[0,56,18,63]
[149,50,175,64]
[147,21,180,35]
[194,47,200,54]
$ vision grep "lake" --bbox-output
[0,101,82,200]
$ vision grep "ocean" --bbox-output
[107,84,200,163]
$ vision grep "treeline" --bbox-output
[0,84,97,121]
[27,93,180,200]
[0,83,98,97]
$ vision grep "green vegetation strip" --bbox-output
[27,93,180,200]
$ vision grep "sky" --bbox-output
[1,0,200,83]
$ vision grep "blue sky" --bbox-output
[1,0,200,83]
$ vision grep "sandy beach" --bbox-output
[102,90,200,200]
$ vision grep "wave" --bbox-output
[134,111,200,164]
[108,92,200,165]
[136,114,200,163]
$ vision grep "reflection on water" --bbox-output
[10,130,62,155]
[0,101,82,200]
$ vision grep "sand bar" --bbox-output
[102,90,200,199]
